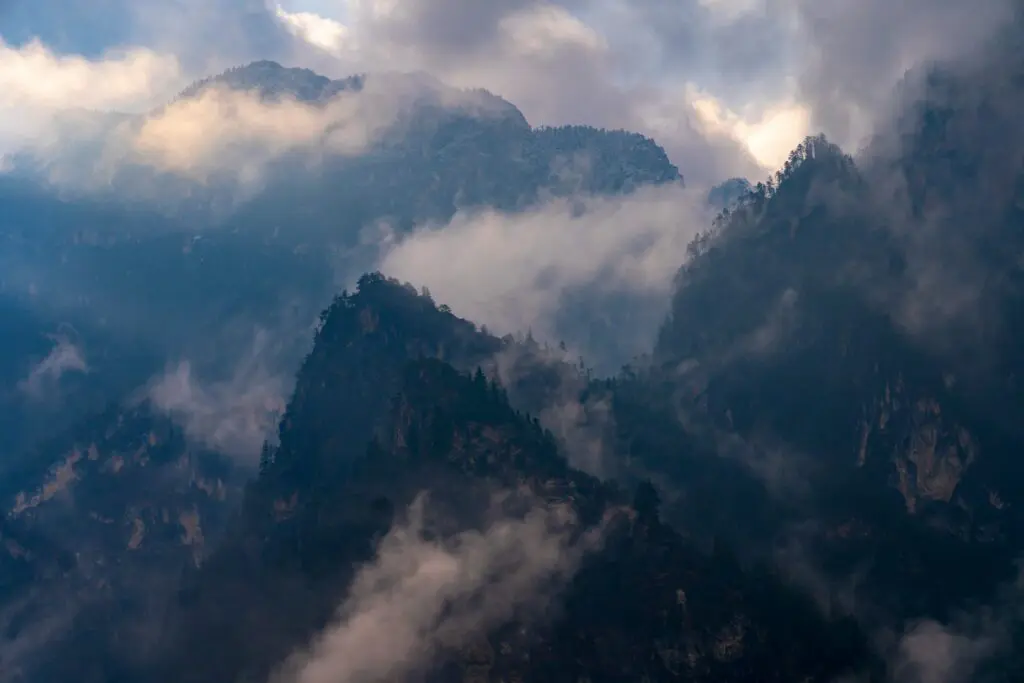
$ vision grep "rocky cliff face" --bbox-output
[635,35,1024,623]
[0,402,238,681]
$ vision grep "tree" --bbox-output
[633,480,661,523]
[259,442,274,474]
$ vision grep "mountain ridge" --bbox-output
[136,278,871,683]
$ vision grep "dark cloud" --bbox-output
[357,0,537,58]
[619,0,795,106]
[788,0,1015,145]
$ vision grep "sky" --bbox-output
[0,0,1012,184]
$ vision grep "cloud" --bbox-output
[536,394,617,478]
[127,79,402,182]
[378,182,711,368]
[687,85,812,168]
[490,344,619,478]
[892,619,999,683]
[0,39,182,112]
[826,29,1024,368]
[275,6,350,56]
[278,0,1013,174]
[275,1,766,185]
[147,331,290,463]
[3,0,1015,189]
[886,564,1024,683]
[0,588,80,681]
[0,38,183,157]
[18,334,89,400]
[620,0,1013,149]
[785,0,1016,147]
[272,492,601,683]
[16,69,520,201]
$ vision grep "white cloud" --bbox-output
[275,5,350,56]
[785,0,1014,146]
[3,0,1015,186]
[16,65,533,201]
[0,38,183,157]
[0,38,183,112]
[147,332,290,463]
[893,619,998,683]
[18,334,89,400]
[129,80,395,178]
[378,182,708,357]
[698,0,766,22]
[687,83,812,168]
[273,492,602,683]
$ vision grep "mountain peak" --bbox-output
[176,60,339,102]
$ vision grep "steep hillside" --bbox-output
[632,41,1024,622]
[135,281,869,683]
[0,278,871,682]
[0,402,238,681]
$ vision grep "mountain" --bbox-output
[637,135,1018,614]
[0,276,874,682]
[705,177,751,211]
[9,60,681,234]
[0,400,238,681]
[602,23,1024,647]
[29,277,863,683]
[0,60,682,457]
[0,49,687,666]
[205,62,682,242]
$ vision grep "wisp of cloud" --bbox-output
[272,492,602,683]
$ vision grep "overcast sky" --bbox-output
[0,0,1013,185]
